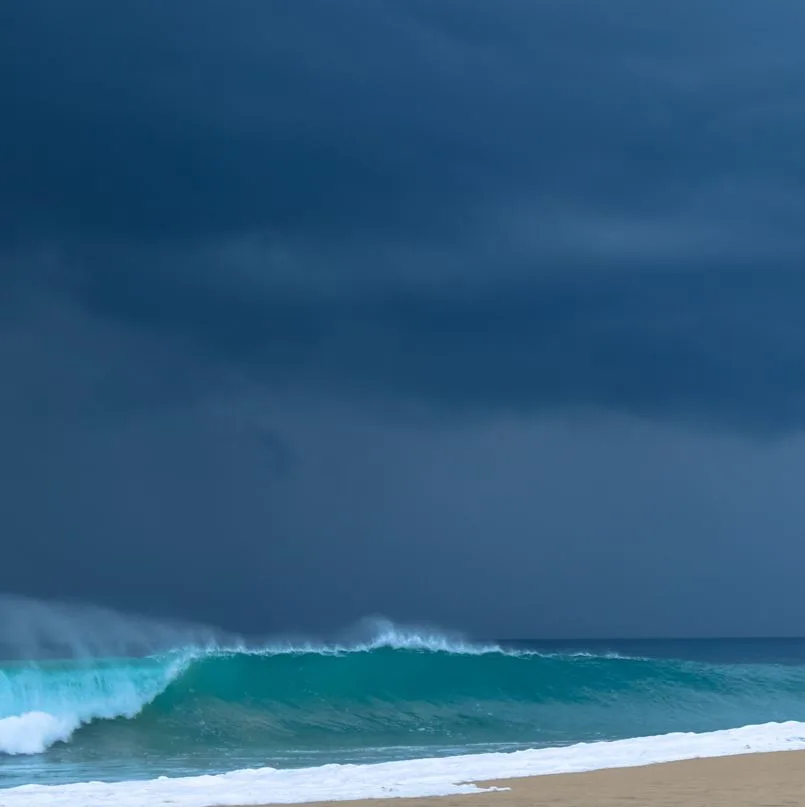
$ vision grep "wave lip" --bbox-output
[4,721,805,806]
[0,653,193,755]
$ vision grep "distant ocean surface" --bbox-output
[4,625,805,804]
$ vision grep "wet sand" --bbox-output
[247,750,805,807]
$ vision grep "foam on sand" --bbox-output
[3,721,805,807]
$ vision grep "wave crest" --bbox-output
[4,617,805,762]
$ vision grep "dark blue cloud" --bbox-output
[4,0,803,243]
[3,0,805,432]
[64,260,804,433]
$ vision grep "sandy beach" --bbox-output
[249,751,805,807]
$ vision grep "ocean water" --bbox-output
[3,624,805,804]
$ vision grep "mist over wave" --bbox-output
[0,595,234,661]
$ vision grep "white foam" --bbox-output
[223,618,510,657]
[2,721,805,807]
[236,618,598,658]
[341,618,507,655]
[236,619,640,659]
[0,712,79,755]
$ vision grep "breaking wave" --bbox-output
[4,620,805,760]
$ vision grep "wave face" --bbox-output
[4,628,805,786]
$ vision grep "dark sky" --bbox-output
[2,1,805,638]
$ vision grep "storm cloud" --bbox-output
[2,1,805,636]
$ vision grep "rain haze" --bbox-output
[2,1,805,639]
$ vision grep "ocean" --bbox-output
[3,624,805,805]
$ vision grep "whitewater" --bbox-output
[4,722,805,806]
[4,605,805,805]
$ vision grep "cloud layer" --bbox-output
[3,2,805,634]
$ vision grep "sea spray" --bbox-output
[0,595,231,661]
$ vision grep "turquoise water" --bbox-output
[3,635,805,788]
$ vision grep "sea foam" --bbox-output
[0,711,78,756]
[2,721,805,806]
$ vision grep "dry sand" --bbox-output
[247,750,805,807]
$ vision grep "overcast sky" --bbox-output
[2,1,805,638]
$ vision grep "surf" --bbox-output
[4,623,805,767]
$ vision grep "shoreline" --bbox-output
[245,750,805,807]
[5,722,805,806]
